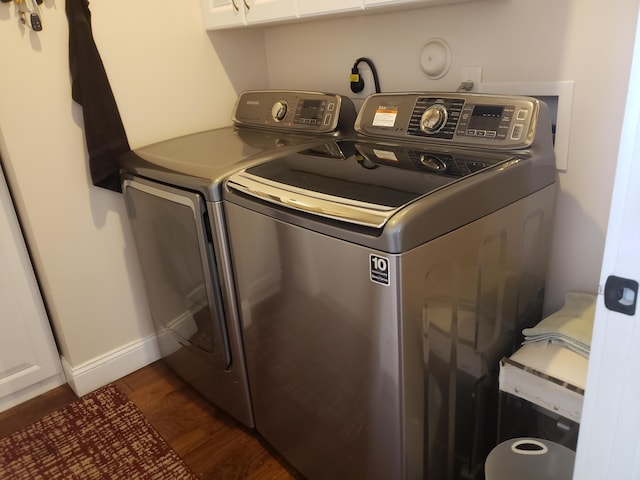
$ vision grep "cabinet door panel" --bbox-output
[0,169,62,410]
[201,0,246,29]
[297,0,363,17]
[365,0,469,8]
[246,0,296,24]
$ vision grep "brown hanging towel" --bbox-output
[65,0,130,193]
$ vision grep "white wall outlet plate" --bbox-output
[479,81,575,171]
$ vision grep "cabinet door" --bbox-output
[245,0,296,24]
[365,0,409,6]
[365,0,469,7]
[0,169,63,412]
[201,0,247,29]
[202,0,296,29]
[297,0,363,18]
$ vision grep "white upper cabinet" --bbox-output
[202,0,477,30]
[202,0,246,29]
[365,0,472,8]
[297,0,362,18]
[249,0,297,24]
[202,0,296,29]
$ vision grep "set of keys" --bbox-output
[1,0,44,31]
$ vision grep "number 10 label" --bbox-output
[370,254,390,286]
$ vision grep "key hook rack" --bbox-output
[1,0,45,32]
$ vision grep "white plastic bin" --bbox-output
[485,437,575,480]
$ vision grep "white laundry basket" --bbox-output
[485,437,575,480]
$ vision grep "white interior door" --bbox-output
[573,7,640,479]
[0,165,64,412]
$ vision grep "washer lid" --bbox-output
[225,140,518,228]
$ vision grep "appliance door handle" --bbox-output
[226,173,397,229]
[123,178,232,369]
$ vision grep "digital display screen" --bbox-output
[468,105,504,131]
[299,100,323,120]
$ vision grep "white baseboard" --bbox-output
[61,334,161,397]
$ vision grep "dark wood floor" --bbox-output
[0,361,303,480]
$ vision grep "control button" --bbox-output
[324,114,332,125]
[486,131,497,138]
[476,130,486,137]
[517,109,528,120]
[327,103,335,112]
[467,129,476,136]
[511,124,524,140]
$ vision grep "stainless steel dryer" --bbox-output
[223,93,557,478]
[120,90,355,429]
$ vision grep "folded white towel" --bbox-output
[522,292,596,358]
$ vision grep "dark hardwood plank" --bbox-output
[0,361,302,479]
[118,361,302,479]
[0,384,77,437]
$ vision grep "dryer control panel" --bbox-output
[355,92,540,150]
[233,90,356,135]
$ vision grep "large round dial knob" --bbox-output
[271,101,288,122]
[420,105,448,134]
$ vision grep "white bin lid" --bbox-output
[485,437,575,480]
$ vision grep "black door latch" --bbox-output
[604,275,638,316]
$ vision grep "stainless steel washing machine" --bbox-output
[120,90,355,428]
[223,93,557,478]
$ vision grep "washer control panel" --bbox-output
[233,90,352,134]
[356,92,540,149]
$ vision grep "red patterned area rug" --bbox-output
[0,384,197,479]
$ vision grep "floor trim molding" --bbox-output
[61,334,161,396]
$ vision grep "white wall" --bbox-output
[0,0,269,392]
[263,0,640,313]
